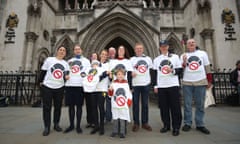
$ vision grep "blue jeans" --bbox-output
[183,85,206,127]
[132,85,150,125]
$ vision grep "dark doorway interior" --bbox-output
[104,37,134,58]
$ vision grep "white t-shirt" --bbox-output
[82,67,103,92]
[153,53,181,88]
[130,55,153,86]
[41,57,69,89]
[110,82,132,122]
[109,59,133,80]
[96,62,110,92]
[180,50,210,82]
[65,56,90,87]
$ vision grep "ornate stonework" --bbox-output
[27,0,42,17]
[25,32,38,42]
[200,29,214,39]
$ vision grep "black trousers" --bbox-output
[157,86,182,130]
[41,85,64,128]
[84,92,94,124]
[91,92,106,128]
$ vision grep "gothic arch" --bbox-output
[55,34,74,59]
[166,32,183,55]
[78,12,159,58]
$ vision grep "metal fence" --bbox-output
[0,69,237,106]
[212,69,236,104]
[0,71,40,105]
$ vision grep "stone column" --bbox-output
[65,0,70,9]
[168,0,173,8]
[74,0,79,9]
[200,29,215,65]
[24,32,38,71]
[158,0,163,8]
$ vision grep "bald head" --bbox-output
[108,47,116,59]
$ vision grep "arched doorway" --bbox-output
[104,37,134,58]
[78,7,160,59]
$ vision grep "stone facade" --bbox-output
[0,0,239,71]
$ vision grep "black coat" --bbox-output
[230,68,239,87]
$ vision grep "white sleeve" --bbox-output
[41,58,49,70]
[180,54,184,64]
[126,59,134,71]
[153,58,158,70]
[148,57,153,69]
[175,55,182,68]
[202,51,210,66]
[83,59,91,72]
[65,61,70,72]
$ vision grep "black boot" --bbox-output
[63,126,74,133]
[54,124,62,132]
[99,126,104,135]
[90,126,99,134]
[76,127,83,134]
[42,127,50,136]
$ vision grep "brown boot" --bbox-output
[142,124,152,131]
[132,124,139,132]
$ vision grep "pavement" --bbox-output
[0,103,240,144]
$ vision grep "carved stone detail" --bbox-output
[200,29,214,39]
[27,0,43,17]
[25,32,38,42]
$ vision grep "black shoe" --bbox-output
[90,127,99,134]
[119,133,125,138]
[76,127,83,134]
[99,126,104,135]
[196,127,210,134]
[110,132,117,138]
[172,129,179,136]
[63,126,74,133]
[99,129,104,135]
[160,127,170,133]
[182,125,191,132]
[85,124,94,128]
[42,127,50,136]
[54,125,62,132]
[85,124,91,128]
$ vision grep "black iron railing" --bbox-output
[212,69,236,104]
[0,69,237,106]
[0,71,40,105]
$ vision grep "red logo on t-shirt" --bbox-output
[116,96,126,107]
[87,75,93,82]
[161,65,170,74]
[71,65,80,73]
[138,65,147,73]
[53,69,63,79]
[189,61,199,70]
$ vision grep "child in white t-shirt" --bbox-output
[108,68,132,138]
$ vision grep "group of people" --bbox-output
[39,38,212,138]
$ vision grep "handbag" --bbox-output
[205,86,215,108]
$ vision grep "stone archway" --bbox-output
[55,34,74,60]
[104,37,134,58]
[166,32,183,56]
[78,12,159,58]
